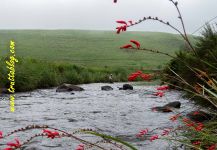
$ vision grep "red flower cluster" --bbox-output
[128,70,152,81]
[43,129,60,139]
[182,118,204,131]
[0,131,3,139]
[192,141,201,145]
[4,148,13,150]
[207,144,216,150]
[195,122,204,131]
[149,135,159,142]
[75,144,85,150]
[4,138,21,150]
[154,91,164,97]
[161,129,170,136]
[136,129,148,138]
[140,73,152,81]
[116,20,127,34]
[120,40,140,49]
[156,85,169,91]
[153,85,169,97]
[121,44,133,49]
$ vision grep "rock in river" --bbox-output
[152,101,181,113]
[164,101,181,108]
[56,83,84,92]
[119,84,133,90]
[101,86,113,91]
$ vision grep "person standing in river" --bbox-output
[108,74,113,83]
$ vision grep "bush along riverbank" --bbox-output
[163,24,217,109]
[114,0,217,148]
[0,57,134,92]
[160,24,217,150]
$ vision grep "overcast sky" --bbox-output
[0,0,216,34]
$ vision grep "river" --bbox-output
[0,83,196,150]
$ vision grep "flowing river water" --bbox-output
[0,83,197,150]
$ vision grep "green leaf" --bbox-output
[81,131,138,150]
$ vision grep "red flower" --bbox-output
[157,85,169,91]
[194,122,204,131]
[4,148,13,150]
[182,117,190,123]
[75,144,85,150]
[186,123,195,127]
[140,74,152,81]
[7,138,21,148]
[120,44,133,49]
[193,111,200,115]
[161,129,170,136]
[150,135,159,142]
[169,114,181,122]
[43,129,60,139]
[192,141,201,145]
[116,20,127,25]
[128,75,138,81]
[136,129,148,138]
[130,40,140,49]
[207,144,216,150]
[154,91,164,97]
[116,25,127,34]
[0,131,3,139]
[128,71,142,81]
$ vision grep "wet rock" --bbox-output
[101,86,113,91]
[187,111,213,122]
[152,101,181,113]
[152,107,173,112]
[119,84,133,90]
[91,111,102,114]
[56,83,84,92]
[164,101,181,108]
[68,118,78,122]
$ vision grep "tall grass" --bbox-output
[163,24,217,108]
[0,57,129,92]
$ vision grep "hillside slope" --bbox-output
[0,30,187,70]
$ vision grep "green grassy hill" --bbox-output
[0,30,186,70]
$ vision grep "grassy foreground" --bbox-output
[0,30,186,92]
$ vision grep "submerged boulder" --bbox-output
[56,83,84,92]
[187,111,213,122]
[152,107,173,113]
[152,101,181,113]
[119,84,133,90]
[101,86,113,91]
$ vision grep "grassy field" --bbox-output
[0,30,186,70]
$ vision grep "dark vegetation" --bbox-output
[163,24,217,108]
